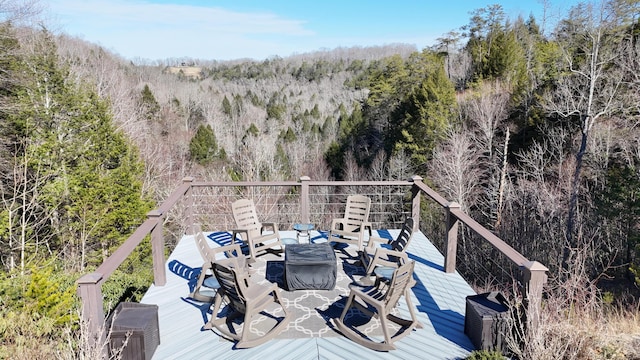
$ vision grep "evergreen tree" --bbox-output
[388,54,457,167]
[275,143,292,178]
[365,55,409,132]
[189,124,218,165]
[0,23,28,273]
[246,123,259,137]
[324,141,344,180]
[140,84,160,120]
[279,127,296,143]
[221,95,232,116]
[8,28,152,270]
[464,4,507,81]
[596,160,640,284]
[232,94,244,117]
[338,102,365,141]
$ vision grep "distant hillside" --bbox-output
[164,65,203,79]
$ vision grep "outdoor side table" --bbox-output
[293,223,314,243]
[285,243,336,290]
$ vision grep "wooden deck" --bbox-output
[141,229,477,359]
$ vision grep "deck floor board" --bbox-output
[141,229,476,359]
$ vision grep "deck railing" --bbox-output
[77,175,548,343]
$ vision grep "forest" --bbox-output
[1,0,639,358]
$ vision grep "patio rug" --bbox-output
[196,232,407,342]
[232,243,403,341]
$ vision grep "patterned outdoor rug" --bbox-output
[201,232,403,342]
[248,243,402,340]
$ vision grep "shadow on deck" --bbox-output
[142,229,476,359]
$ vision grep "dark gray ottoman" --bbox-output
[285,243,337,290]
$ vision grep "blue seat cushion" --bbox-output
[203,276,220,289]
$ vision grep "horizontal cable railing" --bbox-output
[77,175,548,345]
[190,181,413,232]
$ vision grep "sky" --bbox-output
[46,0,579,62]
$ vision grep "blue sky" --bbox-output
[47,0,578,62]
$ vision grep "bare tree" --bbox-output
[1,150,56,274]
[387,149,414,181]
[367,151,388,181]
[543,0,630,271]
[429,129,481,213]
[459,80,511,226]
[342,151,367,182]
[462,81,510,159]
[0,0,41,25]
[508,131,573,271]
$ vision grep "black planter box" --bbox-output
[107,302,160,360]
[464,292,509,351]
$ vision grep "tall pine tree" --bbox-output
[8,28,152,270]
[388,53,458,168]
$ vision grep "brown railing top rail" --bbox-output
[157,180,193,214]
[191,180,299,187]
[450,208,529,266]
[94,218,157,282]
[90,179,193,284]
[409,178,449,207]
[413,177,530,267]
[190,179,415,187]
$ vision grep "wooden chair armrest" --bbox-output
[348,283,383,304]
[355,221,372,233]
[362,221,373,236]
[231,229,249,242]
[366,235,389,249]
[331,219,345,230]
[214,243,243,259]
[364,248,408,275]
[373,248,408,263]
[261,222,279,233]
[245,281,279,302]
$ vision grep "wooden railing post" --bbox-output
[77,272,106,349]
[444,201,461,273]
[183,177,195,235]
[522,261,548,329]
[148,210,166,286]
[410,175,423,230]
[300,176,311,224]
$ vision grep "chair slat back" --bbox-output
[195,229,216,262]
[213,262,247,313]
[232,199,262,237]
[342,195,371,232]
[384,261,415,308]
[390,217,414,253]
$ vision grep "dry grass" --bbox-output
[0,309,128,360]
[586,304,640,359]
[471,260,640,360]
[164,66,203,79]
[500,289,640,360]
